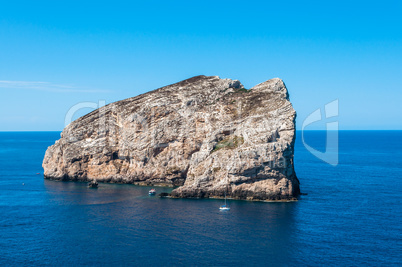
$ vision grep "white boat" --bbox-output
[219,204,230,211]
[219,190,230,211]
[149,189,156,195]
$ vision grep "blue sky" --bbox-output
[0,0,401,131]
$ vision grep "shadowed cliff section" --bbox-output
[43,75,300,201]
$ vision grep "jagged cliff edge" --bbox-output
[43,75,300,201]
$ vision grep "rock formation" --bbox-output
[43,75,300,200]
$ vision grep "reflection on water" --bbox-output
[44,179,153,205]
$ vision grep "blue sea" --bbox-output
[0,131,401,266]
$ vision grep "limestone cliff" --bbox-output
[43,75,300,200]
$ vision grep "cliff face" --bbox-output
[43,75,300,200]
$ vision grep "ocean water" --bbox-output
[0,131,401,266]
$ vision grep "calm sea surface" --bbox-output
[0,131,401,266]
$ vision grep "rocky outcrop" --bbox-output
[43,75,300,201]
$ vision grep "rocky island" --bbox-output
[43,75,300,201]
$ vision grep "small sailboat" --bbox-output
[219,190,230,211]
[149,189,156,195]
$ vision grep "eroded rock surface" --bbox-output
[43,75,300,200]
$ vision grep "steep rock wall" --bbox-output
[43,75,300,200]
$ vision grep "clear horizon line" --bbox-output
[0,80,111,93]
[0,129,401,132]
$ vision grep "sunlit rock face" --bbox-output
[43,75,299,201]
